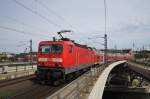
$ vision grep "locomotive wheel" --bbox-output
[53,80,61,86]
[40,81,46,85]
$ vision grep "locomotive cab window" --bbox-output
[69,45,73,53]
[39,44,63,54]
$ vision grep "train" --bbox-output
[36,30,133,86]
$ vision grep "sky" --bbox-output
[0,0,150,53]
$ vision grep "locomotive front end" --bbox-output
[36,41,65,85]
[38,43,63,67]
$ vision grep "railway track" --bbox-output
[10,84,65,99]
[0,64,101,99]
[0,74,73,99]
[0,75,35,88]
[0,75,37,98]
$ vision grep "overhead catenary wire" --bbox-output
[107,36,116,49]
[0,15,50,34]
[12,0,63,29]
[0,25,47,38]
[36,0,77,31]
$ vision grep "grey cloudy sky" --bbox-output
[0,0,150,53]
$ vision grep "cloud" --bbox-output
[109,17,150,49]
[121,20,150,33]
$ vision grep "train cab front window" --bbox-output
[39,44,63,54]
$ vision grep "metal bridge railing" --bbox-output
[0,63,37,74]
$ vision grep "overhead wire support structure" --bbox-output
[104,0,108,64]
[104,0,107,35]
[30,39,33,66]
[88,34,107,64]
[18,40,33,65]
[104,34,107,64]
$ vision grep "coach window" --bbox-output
[69,45,73,53]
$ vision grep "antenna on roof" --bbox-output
[57,30,72,39]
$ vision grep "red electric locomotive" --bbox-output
[36,30,101,85]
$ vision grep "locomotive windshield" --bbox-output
[39,44,63,54]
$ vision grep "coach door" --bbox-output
[75,51,79,66]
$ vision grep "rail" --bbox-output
[0,75,35,88]
[127,61,150,80]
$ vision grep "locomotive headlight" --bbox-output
[38,58,47,62]
[52,58,63,62]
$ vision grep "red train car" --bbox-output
[36,31,133,85]
[37,38,101,85]
[105,50,134,61]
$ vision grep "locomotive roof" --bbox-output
[39,40,94,50]
[100,49,132,53]
[39,40,71,44]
